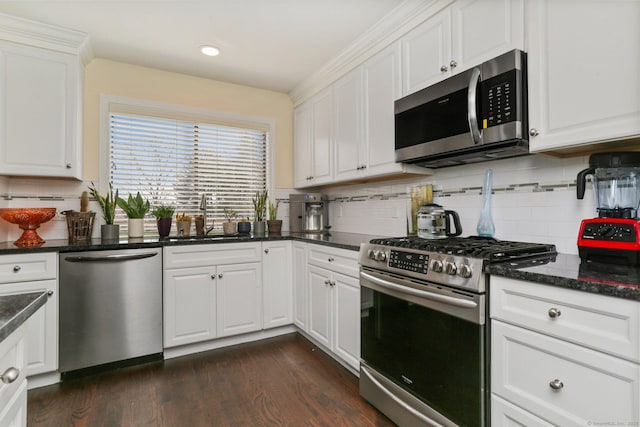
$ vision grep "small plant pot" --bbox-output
[177,220,192,237]
[101,224,120,241]
[223,221,237,235]
[157,217,172,238]
[267,220,282,235]
[128,218,144,238]
[253,221,266,237]
[237,221,251,234]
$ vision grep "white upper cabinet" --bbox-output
[402,0,524,96]
[333,67,363,181]
[0,16,89,180]
[294,88,333,188]
[526,0,640,152]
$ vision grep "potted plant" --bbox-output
[151,204,175,238]
[237,216,251,234]
[267,199,282,235]
[252,190,268,236]
[175,212,192,237]
[88,182,120,240]
[223,208,238,235]
[116,192,150,238]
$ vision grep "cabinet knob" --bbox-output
[548,308,561,318]
[47,290,54,296]
[529,128,539,137]
[211,275,216,280]
[549,378,564,390]
[218,273,223,279]
[330,281,336,287]
[328,257,334,262]
[440,65,448,72]
[12,265,21,273]
[1,367,20,384]
[66,163,72,169]
[264,249,269,254]
[449,60,457,68]
[324,280,330,285]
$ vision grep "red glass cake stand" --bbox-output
[0,208,56,247]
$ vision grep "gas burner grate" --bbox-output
[369,236,556,260]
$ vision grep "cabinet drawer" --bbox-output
[491,394,554,427]
[164,242,261,269]
[492,320,640,427]
[0,252,56,284]
[490,276,640,362]
[0,322,27,412]
[307,244,358,277]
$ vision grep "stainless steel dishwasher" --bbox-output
[59,247,162,376]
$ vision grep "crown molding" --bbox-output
[288,0,452,106]
[0,13,94,66]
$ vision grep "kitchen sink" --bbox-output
[166,234,247,241]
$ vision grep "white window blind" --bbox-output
[109,112,268,236]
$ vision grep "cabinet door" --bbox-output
[163,266,216,348]
[0,41,81,179]
[216,263,262,337]
[307,265,332,348]
[333,67,363,181]
[527,0,640,151]
[294,103,313,187]
[363,41,403,176]
[402,6,452,95]
[311,89,333,185]
[262,241,292,329]
[333,273,360,370]
[491,394,554,427]
[292,242,308,330]
[0,280,57,377]
[450,0,524,73]
[0,380,27,427]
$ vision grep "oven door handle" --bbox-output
[360,365,443,426]
[360,271,477,309]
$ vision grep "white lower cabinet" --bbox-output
[0,323,27,427]
[262,241,293,329]
[306,244,360,371]
[0,253,57,379]
[490,276,640,426]
[163,243,262,349]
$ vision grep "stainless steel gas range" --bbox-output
[358,236,556,427]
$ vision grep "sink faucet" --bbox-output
[199,194,215,235]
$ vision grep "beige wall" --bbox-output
[83,58,294,188]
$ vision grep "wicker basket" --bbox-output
[63,210,96,242]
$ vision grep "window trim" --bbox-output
[99,94,276,218]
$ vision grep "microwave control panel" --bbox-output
[482,69,519,129]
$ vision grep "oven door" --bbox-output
[359,268,486,427]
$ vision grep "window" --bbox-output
[109,111,268,236]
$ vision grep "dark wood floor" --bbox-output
[27,333,395,427]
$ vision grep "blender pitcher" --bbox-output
[577,152,640,219]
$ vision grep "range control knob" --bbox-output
[444,262,458,275]
[375,251,387,262]
[458,264,472,278]
[367,249,375,259]
[431,259,444,273]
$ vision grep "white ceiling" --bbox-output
[0,0,401,94]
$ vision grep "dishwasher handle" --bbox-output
[64,252,158,263]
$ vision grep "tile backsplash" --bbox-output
[1,153,594,254]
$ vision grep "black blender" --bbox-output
[577,152,640,264]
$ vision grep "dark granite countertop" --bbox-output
[0,231,382,254]
[487,253,640,302]
[0,292,48,343]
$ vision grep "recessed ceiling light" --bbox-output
[200,45,220,57]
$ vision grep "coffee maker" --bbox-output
[577,152,640,264]
[289,193,329,233]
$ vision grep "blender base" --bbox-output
[579,246,640,265]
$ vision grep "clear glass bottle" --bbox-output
[477,169,496,237]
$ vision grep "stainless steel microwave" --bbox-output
[395,49,528,168]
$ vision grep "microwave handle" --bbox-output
[467,67,482,145]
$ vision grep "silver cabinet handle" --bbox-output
[530,128,539,137]
[211,275,216,280]
[13,266,21,273]
[549,379,564,390]
[66,163,72,169]
[1,367,20,384]
[330,281,336,287]
[64,252,158,263]
[548,308,561,318]
[440,65,448,72]
[47,290,54,296]
[218,273,223,279]
[264,249,269,254]
[467,67,482,145]
[450,60,458,68]
[328,257,335,262]
[324,280,330,285]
